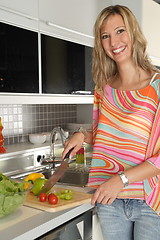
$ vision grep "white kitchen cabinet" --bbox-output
[0,0,95,104]
[0,94,94,104]
[0,0,38,18]
[1,0,159,104]
[38,0,99,47]
[92,213,104,240]
[0,0,38,31]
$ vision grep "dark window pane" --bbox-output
[41,35,94,94]
[0,22,39,93]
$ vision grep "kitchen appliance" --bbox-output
[1,152,35,176]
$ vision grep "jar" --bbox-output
[76,147,86,165]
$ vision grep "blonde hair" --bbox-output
[92,5,158,91]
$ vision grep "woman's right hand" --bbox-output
[62,132,85,159]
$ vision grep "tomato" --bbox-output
[39,193,47,202]
[48,193,58,205]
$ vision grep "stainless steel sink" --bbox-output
[8,155,92,187]
[42,166,90,187]
[42,156,92,186]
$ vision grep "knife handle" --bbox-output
[64,147,74,159]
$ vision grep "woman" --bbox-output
[62,5,160,240]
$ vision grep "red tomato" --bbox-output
[48,193,58,205]
[39,193,47,202]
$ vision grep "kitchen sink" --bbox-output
[42,166,90,187]
[40,155,92,186]
[9,157,91,187]
[10,166,90,187]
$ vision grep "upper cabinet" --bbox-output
[0,0,39,31]
[0,0,160,104]
[0,0,38,17]
[38,0,98,47]
[0,0,97,104]
[41,34,94,95]
[38,0,160,63]
[0,22,39,93]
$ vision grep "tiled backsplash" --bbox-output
[0,104,77,145]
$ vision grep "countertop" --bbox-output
[0,185,94,240]
[0,142,94,240]
[0,140,92,158]
[0,141,54,157]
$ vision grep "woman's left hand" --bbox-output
[91,174,124,205]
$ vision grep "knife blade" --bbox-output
[38,147,74,195]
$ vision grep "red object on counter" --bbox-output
[0,146,6,153]
[76,147,85,164]
[0,117,6,153]
[0,129,4,145]
[76,148,85,155]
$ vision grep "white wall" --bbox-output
[141,0,160,58]
[111,0,160,62]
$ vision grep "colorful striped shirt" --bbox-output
[88,73,160,215]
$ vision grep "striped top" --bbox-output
[88,73,160,215]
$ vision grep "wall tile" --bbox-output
[0,104,77,145]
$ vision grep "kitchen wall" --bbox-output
[0,104,77,145]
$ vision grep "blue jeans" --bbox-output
[96,199,160,240]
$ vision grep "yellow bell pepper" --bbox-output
[23,181,32,191]
[24,172,45,183]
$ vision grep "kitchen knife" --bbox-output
[38,148,74,195]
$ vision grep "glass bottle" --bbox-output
[76,146,86,167]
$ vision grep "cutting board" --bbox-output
[24,187,92,212]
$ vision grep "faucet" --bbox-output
[49,126,66,159]
[40,127,67,168]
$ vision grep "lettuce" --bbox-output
[0,172,26,218]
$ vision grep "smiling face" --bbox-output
[100,14,132,65]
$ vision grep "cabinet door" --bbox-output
[0,22,39,93]
[92,213,104,240]
[0,0,38,19]
[41,34,94,94]
[39,0,98,46]
[0,0,38,31]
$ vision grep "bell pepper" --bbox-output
[24,172,45,184]
[32,178,48,196]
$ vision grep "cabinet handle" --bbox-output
[0,6,38,21]
[71,91,92,95]
[46,21,94,39]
